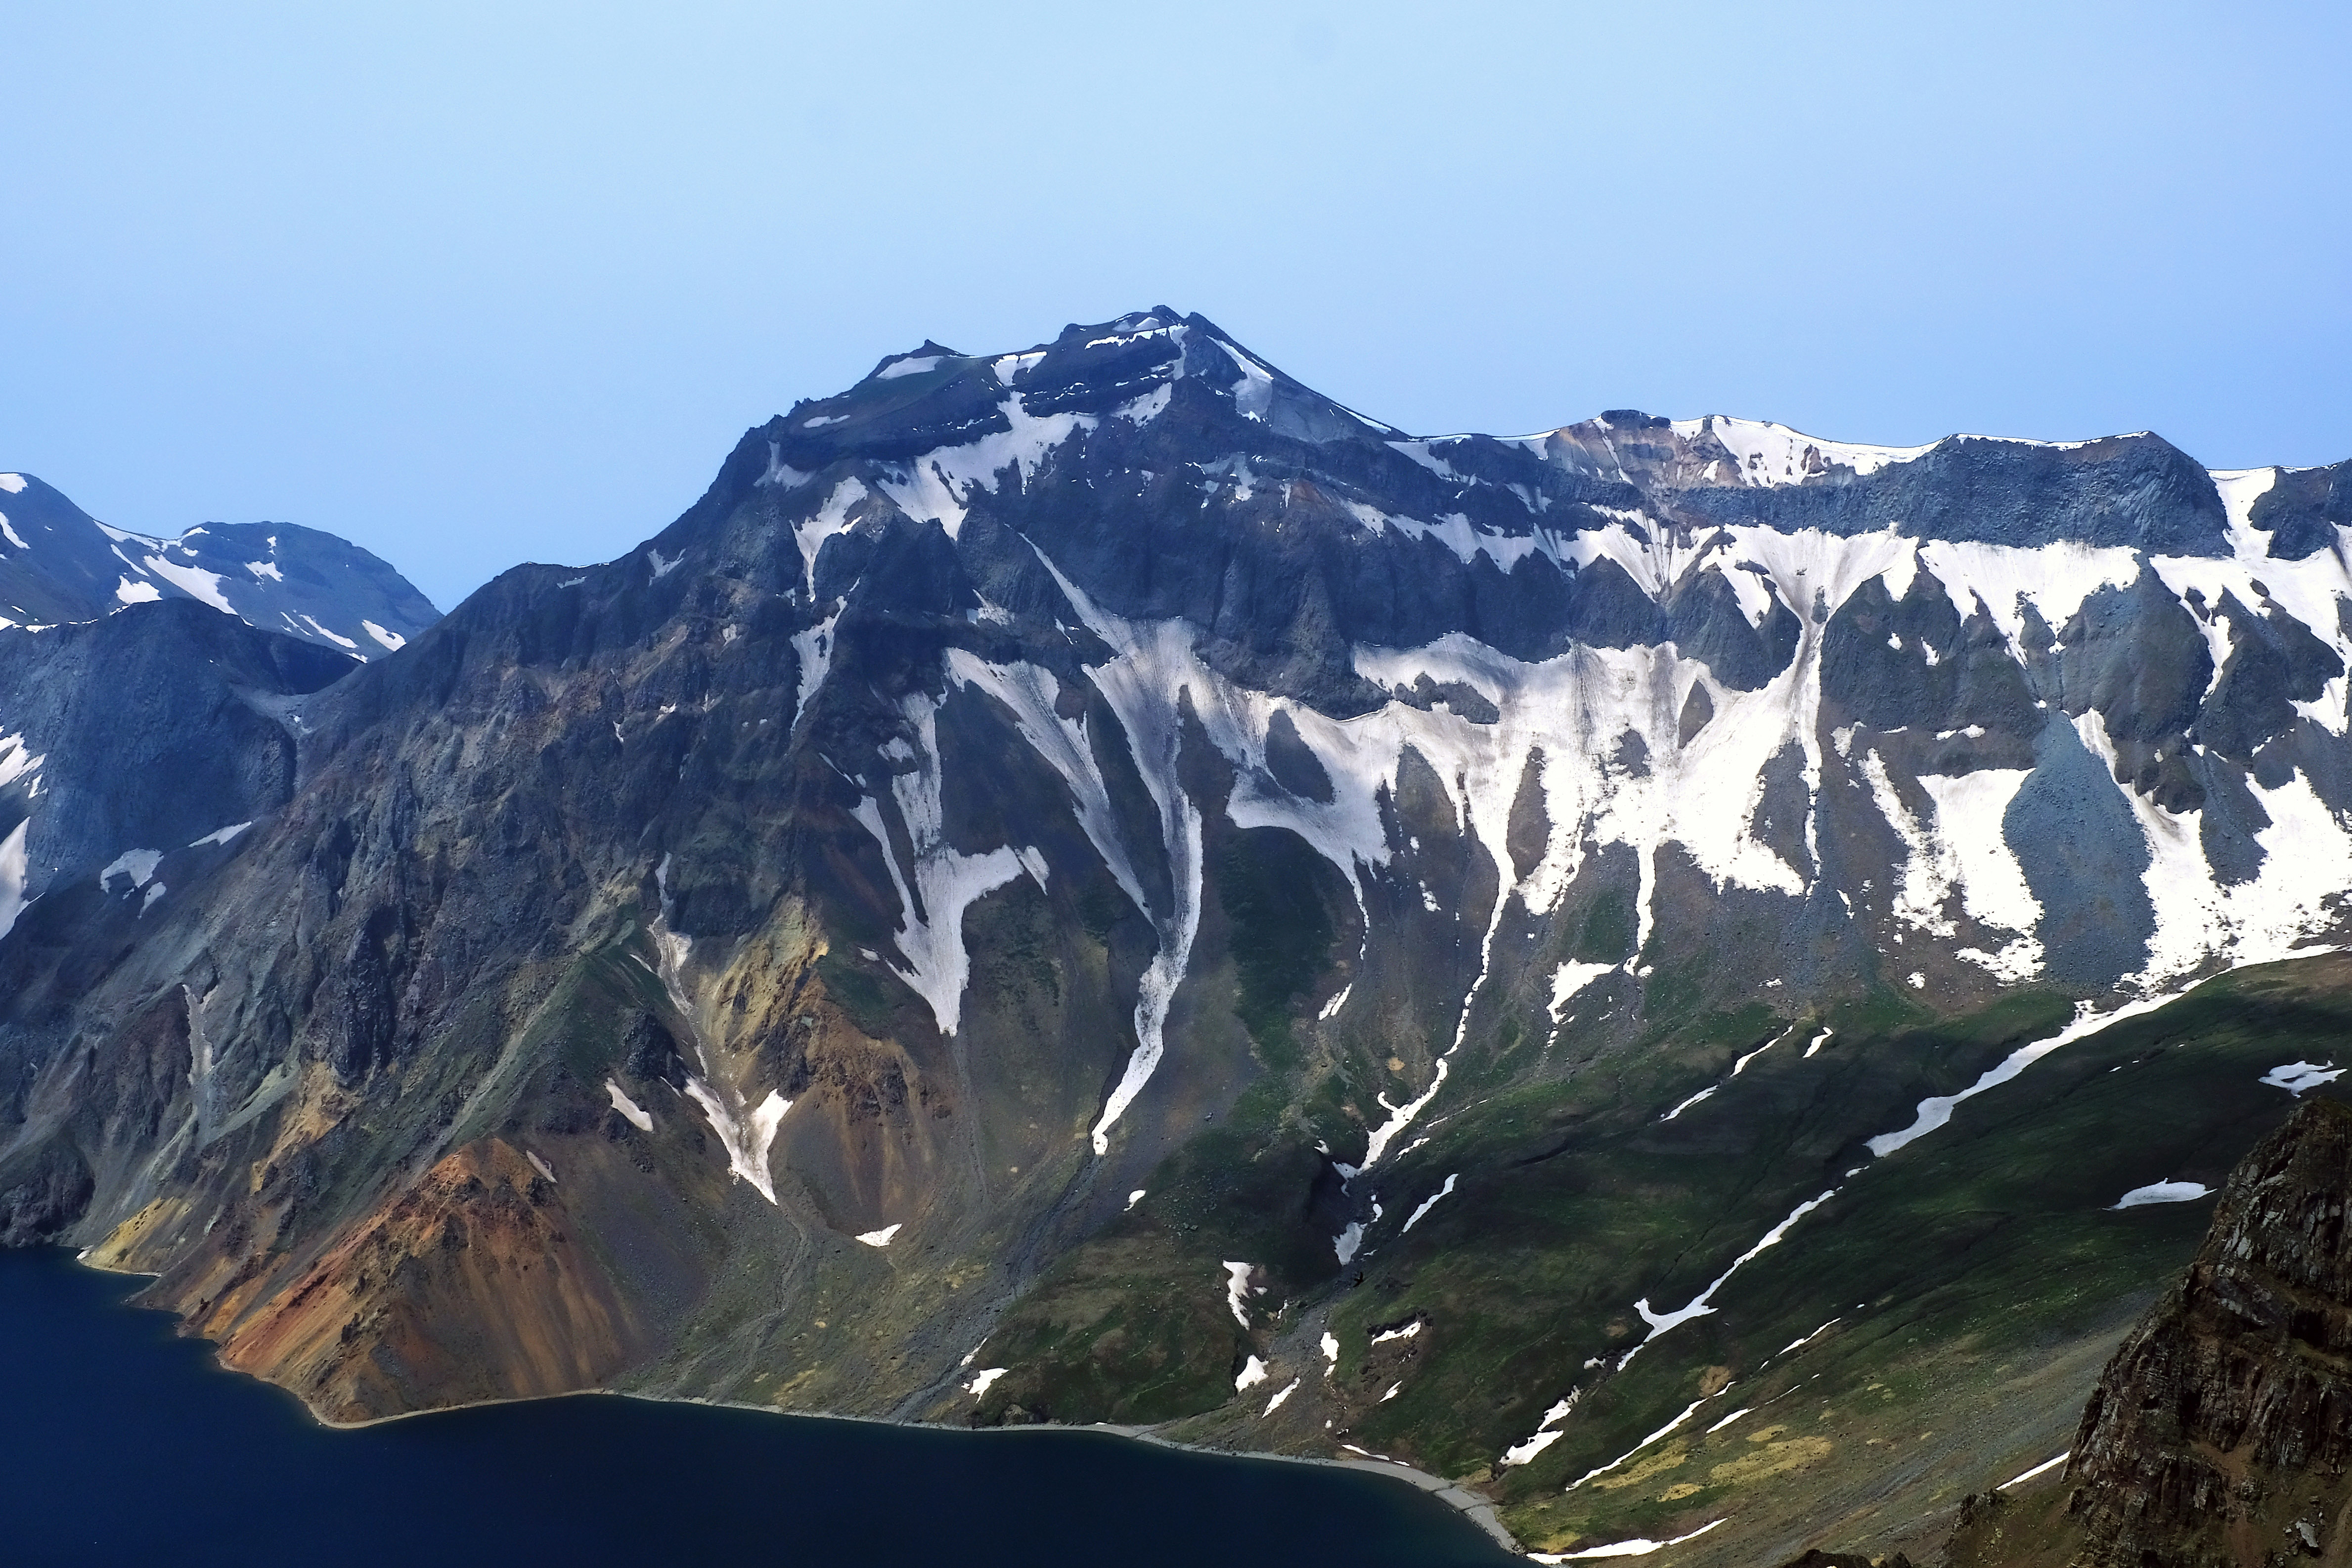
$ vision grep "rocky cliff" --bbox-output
[2062,1096,2352,1566]
[6,310,2352,1564]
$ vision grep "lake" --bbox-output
[1,1248,1518,1566]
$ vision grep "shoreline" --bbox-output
[67,1246,1525,1557]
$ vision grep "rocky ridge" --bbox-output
[0,469,439,654]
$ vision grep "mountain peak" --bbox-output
[0,471,439,653]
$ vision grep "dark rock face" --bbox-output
[2250,461,2351,563]
[2063,1098,2352,1567]
[0,599,358,905]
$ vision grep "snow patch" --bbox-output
[99,848,163,891]
[1566,1398,1716,1491]
[1235,1356,1269,1391]
[141,553,234,613]
[878,392,1095,540]
[2113,1181,2212,1209]
[683,1081,790,1204]
[1532,1519,1728,1562]
[297,614,358,650]
[361,620,406,651]
[1869,984,2222,1159]
[966,1368,1007,1398]
[2002,1453,2070,1490]
[1661,1086,1717,1122]
[847,694,1029,1037]
[1549,961,1615,1020]
[2261,1061,2344,1096]
[0,819,31,942]
[186,822,252,848]
[1221,1262,1254,1328]
[1631,1191,1838,1349]
[1399,1174,1458,1233]
[855,1224,902,1247]
[604,1080,654,1131]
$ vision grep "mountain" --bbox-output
[0,470,439,655]
[4,309,2351,1564]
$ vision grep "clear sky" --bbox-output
[5,1,2346,611]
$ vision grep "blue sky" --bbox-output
[5,1,2346,610]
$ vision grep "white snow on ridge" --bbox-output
[1682,414,1938,486]
[910,459,2352,1168]
[1214,339,1276,422]
[878,392,1095,540]
[0,474,24,493]
[789,608,841,735]
[876,353,944,380]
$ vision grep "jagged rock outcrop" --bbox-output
[2062,1096,2352,1567]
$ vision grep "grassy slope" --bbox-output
[1108,952,2352,1565]
[1416,956,2352,1562]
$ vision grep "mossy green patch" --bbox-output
[1217,827,1339,1072]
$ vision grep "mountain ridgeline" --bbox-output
[5,311,2352,1564]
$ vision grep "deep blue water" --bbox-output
[1,1249,1515,1566]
